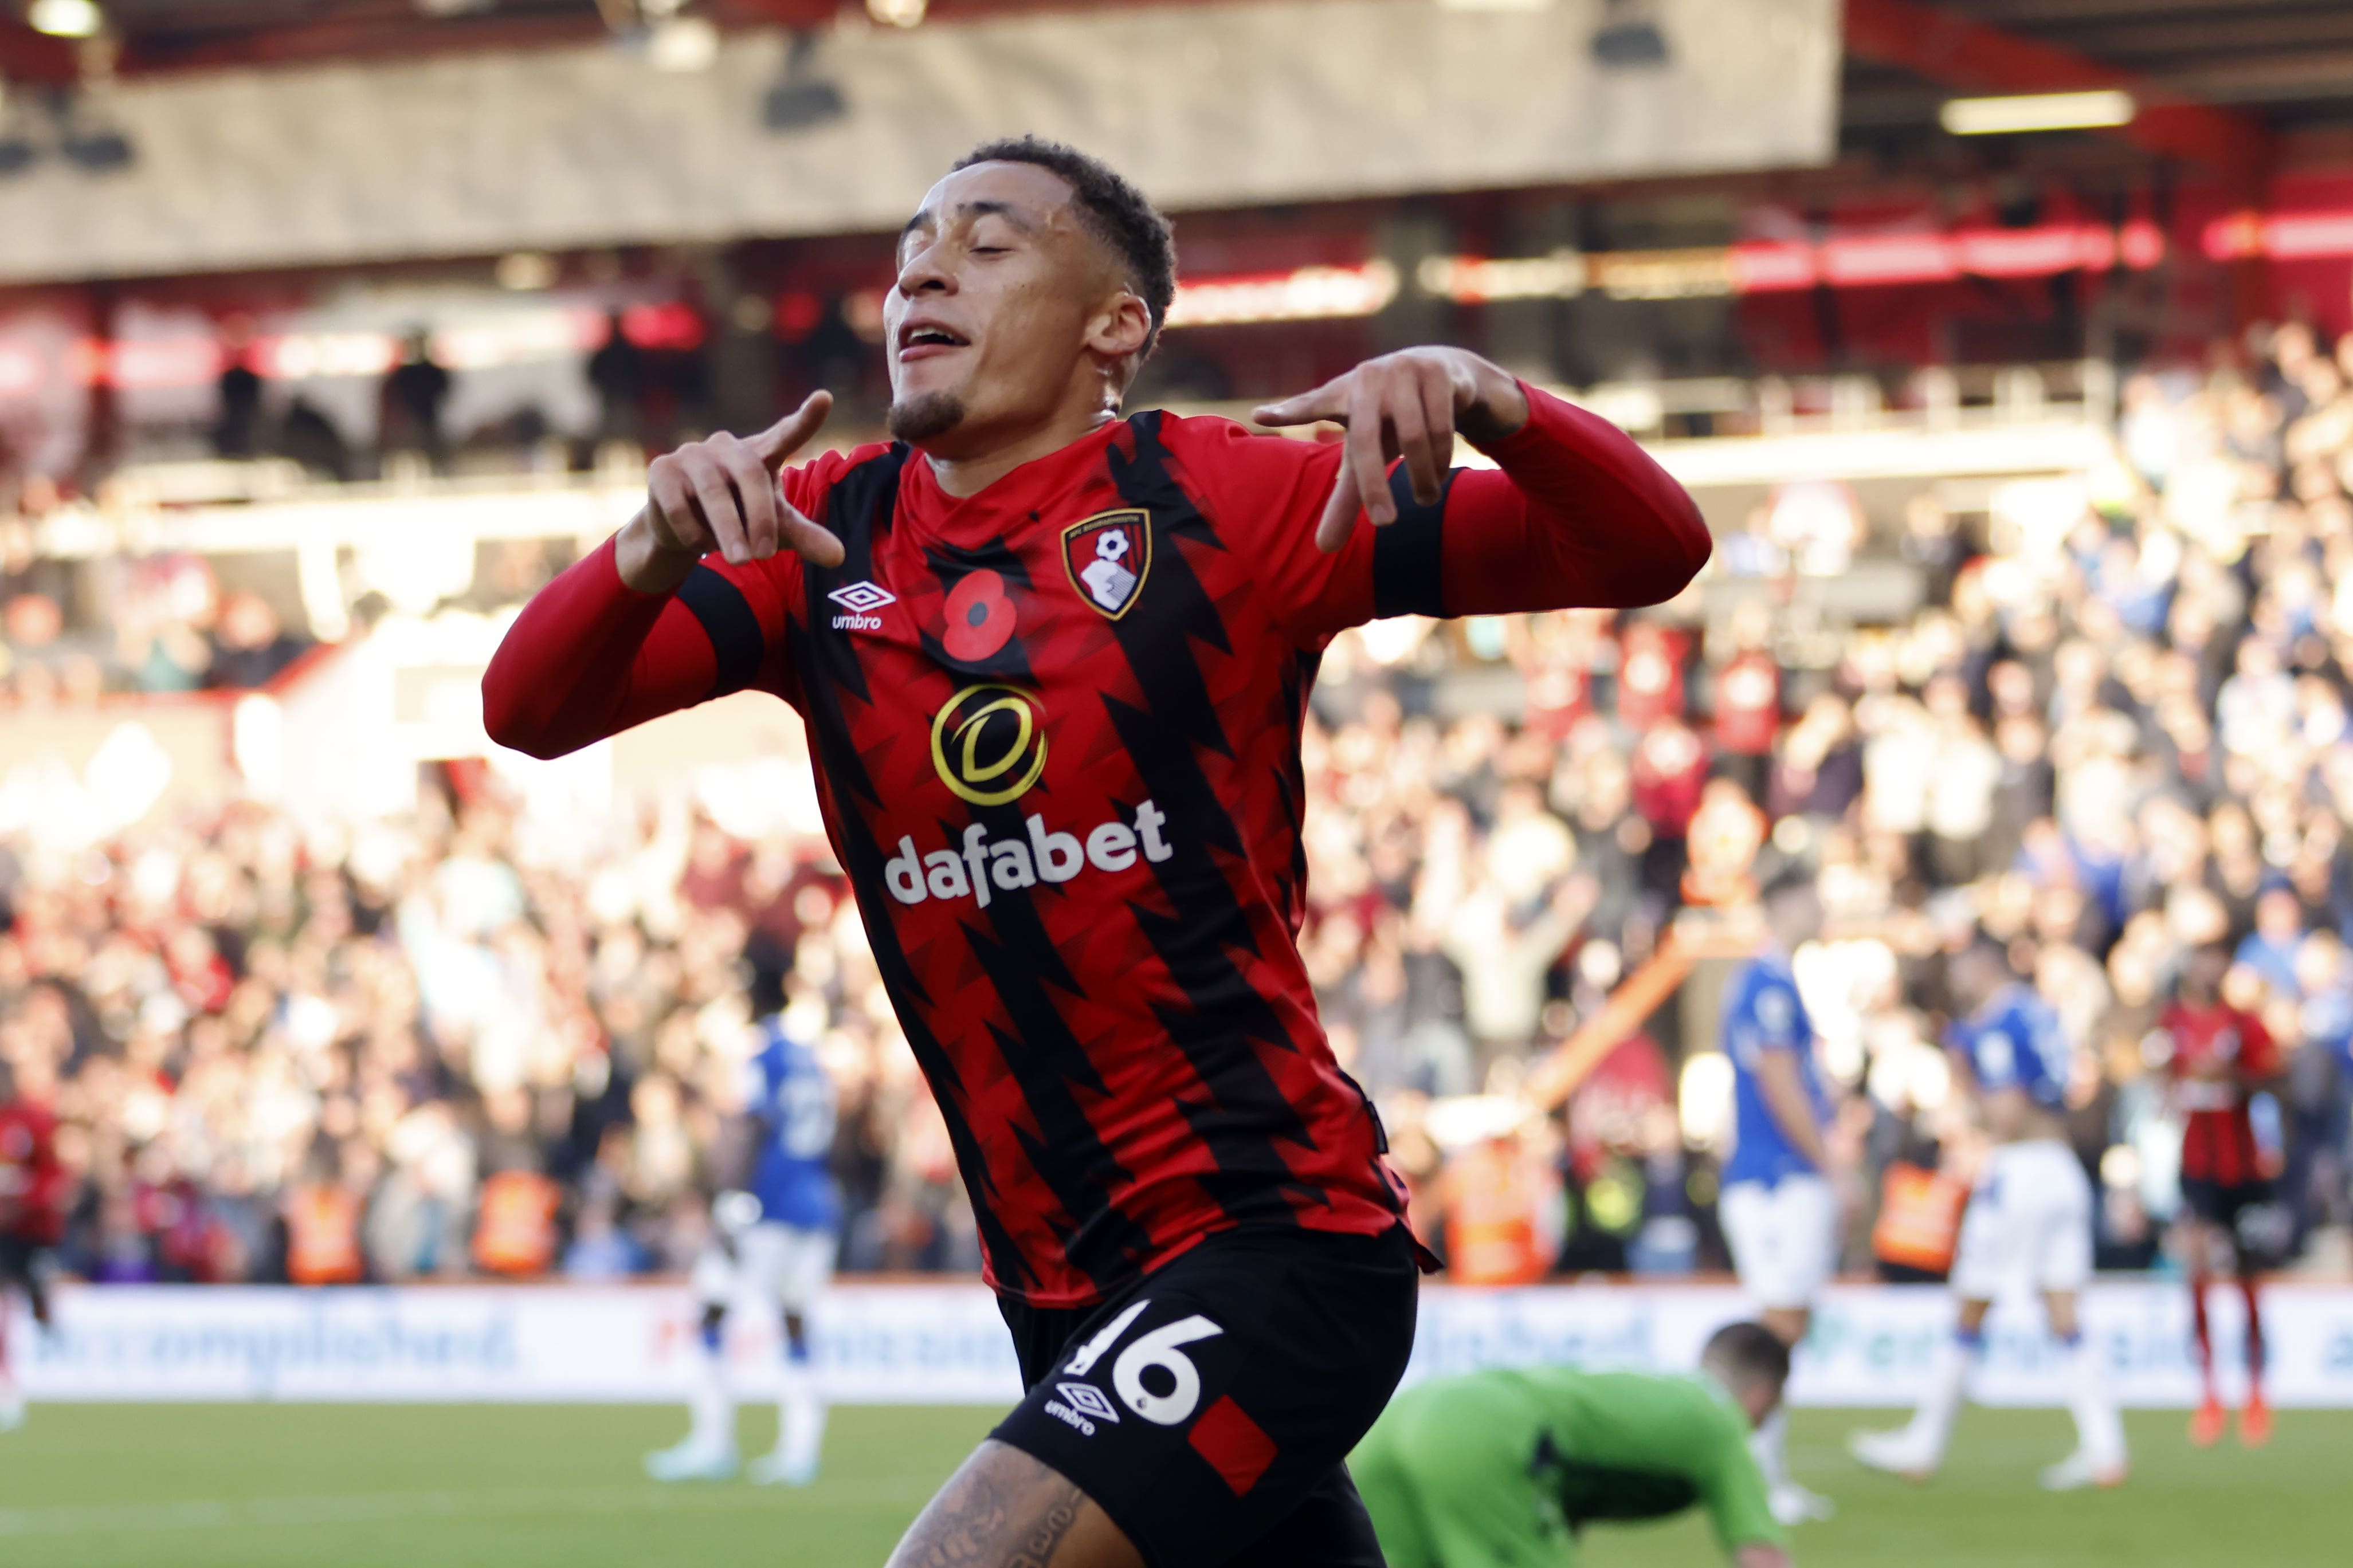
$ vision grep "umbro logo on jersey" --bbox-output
[829,581,895,612]
[828,580,895,630]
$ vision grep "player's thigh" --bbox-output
[1774,1176,1837,1298]
[1723,1179,1831,1310]
[1416,1469,1567,1568]
[1949,1172,2023,1303]
[993,1228,1419,1568]
[1719,1182,1781,1282]
[887,1437,1143,1568]
[2178,1177,2229,1231]
[1225,1464,1388,1568]
[774,1225,838,1313]
[687,1239,736,1308]
[2029,1149,2094,1295]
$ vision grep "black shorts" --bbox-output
[0,1233,50,1298]
[992,1225,1420,1568]
[2180,1176,2270,1231]
[2181,1176,2286,1260]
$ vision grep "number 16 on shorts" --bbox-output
[1053,1299,1225,1433]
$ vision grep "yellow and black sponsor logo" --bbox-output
[930,683,1048,807]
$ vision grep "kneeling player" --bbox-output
[1849,947,2125,1490]
[1351,1321,1794,1568]
[648,1015,840,1484]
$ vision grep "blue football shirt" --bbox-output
[1721,953,1829,1187]
[742,1019,842,1232]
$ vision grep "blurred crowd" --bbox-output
[1,487,315,704]
[1309,320,2353,1283]
[0,787,975,1285]
[7,324,2353,1284]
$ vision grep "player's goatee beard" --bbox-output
[888,392,967,443]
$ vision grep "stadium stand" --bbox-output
[6,321,2352,1285]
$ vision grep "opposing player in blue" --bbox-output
[1850,944,2126,1491]
[1716,881,1838,1526]
[647,1011,842,1485]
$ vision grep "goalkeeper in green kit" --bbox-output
[1351,1322,1795,1568]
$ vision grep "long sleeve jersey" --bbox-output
[484,385,1709,1305]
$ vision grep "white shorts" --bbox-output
[1950,1139,2093,1302]
[1720,1174,1837,1311]
[691,1221,837,1315]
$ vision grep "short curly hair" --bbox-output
[952,136,1176,356]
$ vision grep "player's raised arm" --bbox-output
[481,393,838,760]
[1250,345,1711,622]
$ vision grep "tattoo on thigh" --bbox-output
[1005,1490,1081,1568]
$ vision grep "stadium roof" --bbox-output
[4,1,2350,169]
[1845,0,2353,156]
[2,0,1222,80]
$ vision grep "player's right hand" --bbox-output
[641,390,844,571]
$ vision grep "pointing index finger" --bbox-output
[749,390,834,471]
[1253,378,1344,429]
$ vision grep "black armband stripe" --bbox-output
[678,565,764,697]
[1371,466,1453,619]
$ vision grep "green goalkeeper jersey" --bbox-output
[1351,1366,1786,1568]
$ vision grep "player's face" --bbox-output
[885,162,1134,454]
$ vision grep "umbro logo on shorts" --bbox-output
[1057,1382,1120,1424]
[828,580,896,631]
[1045,1380,1120,1436]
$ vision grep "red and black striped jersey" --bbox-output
[0,1096,64,1244]
[487,385,1708,1305]
[2164,1001,2278,1188]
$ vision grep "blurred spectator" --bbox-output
[380,329,453,469]
[203,593,310,691]
[213,323,266,461]
[587,311,648,446]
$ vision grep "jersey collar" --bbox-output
[898,418,1129,535]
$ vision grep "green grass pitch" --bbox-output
[0,1404,2342,1566]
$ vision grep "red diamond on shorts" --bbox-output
[1187,1395,1278,1496]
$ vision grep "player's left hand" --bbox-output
[1253,346,1530,552]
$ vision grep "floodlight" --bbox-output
[1940,91,2136,136]
[28,0,104,40]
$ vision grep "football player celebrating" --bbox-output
[646,1009,842,1485]
[1849,945,2125,1492]
[486,138,1708,1567]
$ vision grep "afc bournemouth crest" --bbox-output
[1062,509,1151,620]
